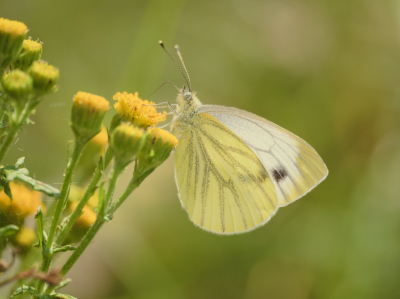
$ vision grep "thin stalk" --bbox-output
[55,161,103,244]
[0,97,38,164]
[108,168,155,216]
[37,140,86,293]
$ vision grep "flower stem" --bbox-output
[37,140,86,293]
[55,159,103,245]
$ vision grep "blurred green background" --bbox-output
[2,0,400,298]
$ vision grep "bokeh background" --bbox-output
[2,0,400,298]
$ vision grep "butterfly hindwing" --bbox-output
[174,113,278,234]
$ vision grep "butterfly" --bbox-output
[160,42,328,235]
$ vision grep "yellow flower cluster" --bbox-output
[113,92,166,128]
[0,182,44,223]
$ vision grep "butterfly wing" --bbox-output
[174,113,278,234]
[196,105,328,206]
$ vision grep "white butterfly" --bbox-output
[161,42,328,234]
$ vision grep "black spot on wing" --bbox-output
[272,168,287,182]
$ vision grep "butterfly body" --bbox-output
[172,91,328,235]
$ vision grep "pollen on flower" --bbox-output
[0,18,28,37]
[113,92,166,128]
[0,182,44,223]
[148,127,179,148]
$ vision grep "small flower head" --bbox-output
[138,128,178,169]
[28,60,59,94]
[12,38,42,70]
[13,226,36,250]
[0,182,43,224]
[1,70,33,102]
[0,18,28,69]
[69,201,96,228]
[70,91,109,144]
[110,123,145,166]
[113,92,166,128]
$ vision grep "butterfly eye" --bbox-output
[183,91,192,101]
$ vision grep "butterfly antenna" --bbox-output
[174,45,191,92]
[159,41,191,92]
[145,81,181,99]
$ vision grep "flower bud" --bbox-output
[28,60,59,95]
[12,38,42,70]
[113,92,166,128]
[70,91,109,144]
[138,128,178,170]
[1,70,33,103]
[0,18,28,70]
[110,123,145,166]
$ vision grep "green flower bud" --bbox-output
[12,38,42,70]
[0,18,28,70]
[29,60,59,95]
[70,91,109,144]
[138,128,178,170]
[111,123,145,166]
[1,70,33,103]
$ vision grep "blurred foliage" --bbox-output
[2,0,400,298]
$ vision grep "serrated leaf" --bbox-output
[54,278,72,290]
[51,245,76,254]
[11,285,38,297]
[0,224,19,237]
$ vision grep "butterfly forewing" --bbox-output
[175,113,278,234]
[196,105,329,206]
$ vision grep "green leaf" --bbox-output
[35,206,50,257]
[51,245,76,254]
[14,157,25,168]
[54,278,72,290]
[3,181,12,200]
[11,285,38,297]
[35,206,44,247]
[13,173,60,198]
[0,224,19,237]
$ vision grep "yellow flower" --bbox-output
[0,182,44,224]
[71,91,109,143]
[69,202,96,228]
[14,226,36,248]
[90,126,108,148]
[12,38,43,70]
[0,18,28,69]
[113,92,166,128]
[137,128,178,171]
[1,70,33,102]
[111,123,145,165]
[147,127,179,149]
[29,60,59,94]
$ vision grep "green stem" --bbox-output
[37,140,86,293]
[55,160,103,245]
[0,97,38,164]
[108,168,155,216]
